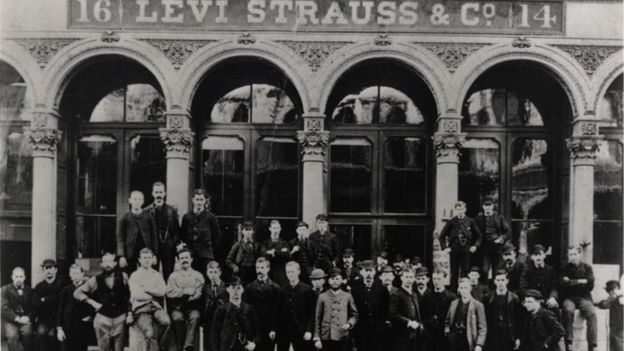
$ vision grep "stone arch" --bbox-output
[179,40,311,114]
[315,42,450,115]
[589,51,624,115]
[42,38,175,111]
[0,40,42,108]
[452,43,591,118]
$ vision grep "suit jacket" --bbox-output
[314,289,358,341]
[1,284,33,322]
[439,216,483,251]
[422,289,457,336]
[244,279,281,335]
[506,261,528,293]
[273,282,316,335]
[351,281,389,329]
[520,262,558,299]
[289,237,315,278]
[203,280,228,325]
[144,203,180,248]
[389,287,423,346]
[473,213,511,244]
[33,278,67,324]
[57,283,94,333]
[309,231,340,272]
[521,307,564,351]
[261,238,291,287]
[210,302,260,351]
[226,240,261,271]
[446,298,487,351]
[484,291,521,344]
[117,211,158,258]
[181,209,221,260]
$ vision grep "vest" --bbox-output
[93,270,127,318]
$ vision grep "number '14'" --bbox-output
[518,4,556,28]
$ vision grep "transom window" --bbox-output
[90,84,165,123]
[332,86,424,124]
[210,84,299,124]
[464,89,544,127]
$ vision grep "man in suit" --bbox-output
[272,261,316,351]
[338,248,360,288]
[422,269,457,351]
[181,189,222,274]
[484,270,521,351]
[414,266,433,301]
[502,244,527,294]
[244,257,281,351]
[468,267,490,302]
[309,214,340,274]
[289,221,314,284]
[226,221,261,286]
[33,259,67,351]
[389,266,423,351]
[520,245,559,312]
[473,198,511,284]
[445,278,487,351]
[210,277,260,351]
[203,261,229,351]
[351,260,389,351]
[261,220,291,287]
[144,181,180,280]
[56,264,93,351]
[117,190,158,271]
[1,266,33,351]
[520,289,564,351]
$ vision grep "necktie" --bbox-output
[17,288,23,296]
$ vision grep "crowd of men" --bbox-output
[2,183,623,351]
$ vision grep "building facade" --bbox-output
[0,0,622,285]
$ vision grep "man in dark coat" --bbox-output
[309,214,340,274]
[389,266,423,351]
[203,261,229,351]
[56,264,93,351]
[484,270,521,351]
[210,277,260,351]
[468,266,491,302]
[338,248,361,288]
[439,201,483,291]
[244,257,281,351]
[422,269,457,351]
[272,261,316,351]
[290,221,315,284]
[445,278,487,351]
[351,260,389,351]
[502,244,527,294]
[1,266,33,351]
[117,190,158,271]
[33,259,67,351]
[144,181,180,280]
[181,189,222,274]
[520,289,564,351]
[227,221,262,286]
[473,198,511,284]
[597,280,624,351]
[520,245,559,312]
[261,220,291,287]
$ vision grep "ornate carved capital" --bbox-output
[556,45,621,76]
[511,36,531,49]
[422,43,485,73]
[237,33,256,45]
[432,132,465,162]
[297,130,330,159]
[144,40,210,70]
[566,136,601,163]
[374,34,392,46]
[160,128,194,158]
[15,39,77,68]
[23,127,62,158]
[280,41,350,72]
[101,31,120,43]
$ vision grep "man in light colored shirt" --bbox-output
[166,248,205,351]
[129,248,171,351]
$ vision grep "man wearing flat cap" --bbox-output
[351,260,389,351]
[290,221,315,284]
[520,289,564,351]
[309,214,341,274]
[226,221,261,286]
[33,259,67,351]
[310,269,328,297]
[474,198,511,285]
[520,244,559,311]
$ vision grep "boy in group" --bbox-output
[244,257,281,351]
[314,268,358,351]
[290,221,314,283]
[261,220,291,287]
[56,264,92,351]
[445,278,487,351]
[520,289,565,351]
[203,261,229,351]
[181,189,222,274]
[166,248,205,351]
[483,270,521,351]
[33,259,66,351]
[422,269,456,351]
[520,244,559,312]
[597,280,624,351]
[128,248,171,351]
[389,266,423,351]
[1,266,33,351]
[226,221,261,286]
[351,260,389,351]
[117,190,158,271]
[310,268,327,297]
[74,252,129,351]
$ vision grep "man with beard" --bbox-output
[502,244,527,294]
[74,252,130,351]
[181,189,222,274]
[33,259,67,351]
[56,264,93,351]
[203,261,228,351]
[2,266,33,351]
[445,278,487,351]
[244,257,281,351]
[290,221,314,284]
[389,266,423,351]
[309,214,340,274]
[422,269,457,351]
[483,270,521,351]
[473,198,511,284]
[166,249,205,351]
[519,245,559,312]
[272,261,315,351]
[379,265,396,294]
[414,267,432,301]
[144,181,180,280]
[117,191,158,272]
[351,260,389,351]
[520,290,564,351]
[413,267,433,351]
[261,220,291,287]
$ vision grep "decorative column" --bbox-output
[432,115,466,249]
[566,119,602,263]
[160,111,194,216]
[24,109,62,285]
[298,112,329,231]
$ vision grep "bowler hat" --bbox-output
[415,266,429,276]
[342,248,354,257]
[241,221,254,230]
[310,269,327,280]
[316,214,329,221]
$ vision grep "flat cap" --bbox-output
[358,260,375,269]
[316,214,329,221]
[531,244,545,255]
[523,289,543,300]
[41,259,57,268]
[310,269,327,280]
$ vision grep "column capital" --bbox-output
[432,132,466,163]
[160,128,194,159]
[297,130,330,161]
[23,126,62,158]
[566,135,603,166]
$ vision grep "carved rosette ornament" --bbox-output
[422,43,485,72]
[511,36,531,49]
[237,33,257,45]
[432,132,465,162]
[374,34,392,46]
[281,41,349,72]
[160,128,194,159]
[101,31,121,43]
[145,40,209,70]
[297,130,330,160]
[566,137,601,164]
[23,127,62,158]
[15,39,77,68]
[556,45,621,76]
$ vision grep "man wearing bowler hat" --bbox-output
[351,260,389,351]
[339,248,360,287]
[290,221,315,283]
[309,214,340,274]
[520,289,564,351]
[33,259,67,351]
[473,198,511,284]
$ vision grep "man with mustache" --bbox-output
[2,266,33,351]
[351,260,389,351]
[57,264,92,351]
[33,259,67,351]
[501,244,527,294]
[244,257,281,351]
[181,189,222,275]
[144,181,180,280]
[74,252,130,351]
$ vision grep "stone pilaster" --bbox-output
[298,112,329,230]
[566,119,603,263]
[160,111,194,215]
[23,109,62,285]
[432,115,466,250]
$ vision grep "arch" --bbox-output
[0,41,42,108]
[590,51,624,115]
[179,40,311,114]
[315,42,450,116]
[453,43,591,118]
[42,38,175,111]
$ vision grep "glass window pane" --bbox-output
[124,84,165,123]
[90,88,125,122]
[129,135,166,203]
[383,225,427,262]
[210,86,251,123]
[511,138,552,219]
[0,131,32,211]
[332,86,423,124]
[255,138,299,217]
[330,224,372,260]
[598,79,623,127]
[202,136,244,216]
[384,137,427,213]
[76,135,118,214]
[330,139,372,212]
[379,86,424,124]
[595,140,623,220]
[511,221,553,257]
[506,93,544,126]
[593,222,623,265]
[251,84,299,124]
[459,138,500,217]
[0,62,27,121]
[75,216,116,258]
[463,89,544,126]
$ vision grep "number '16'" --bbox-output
[76,0,113,23]
[518,4,556,28]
